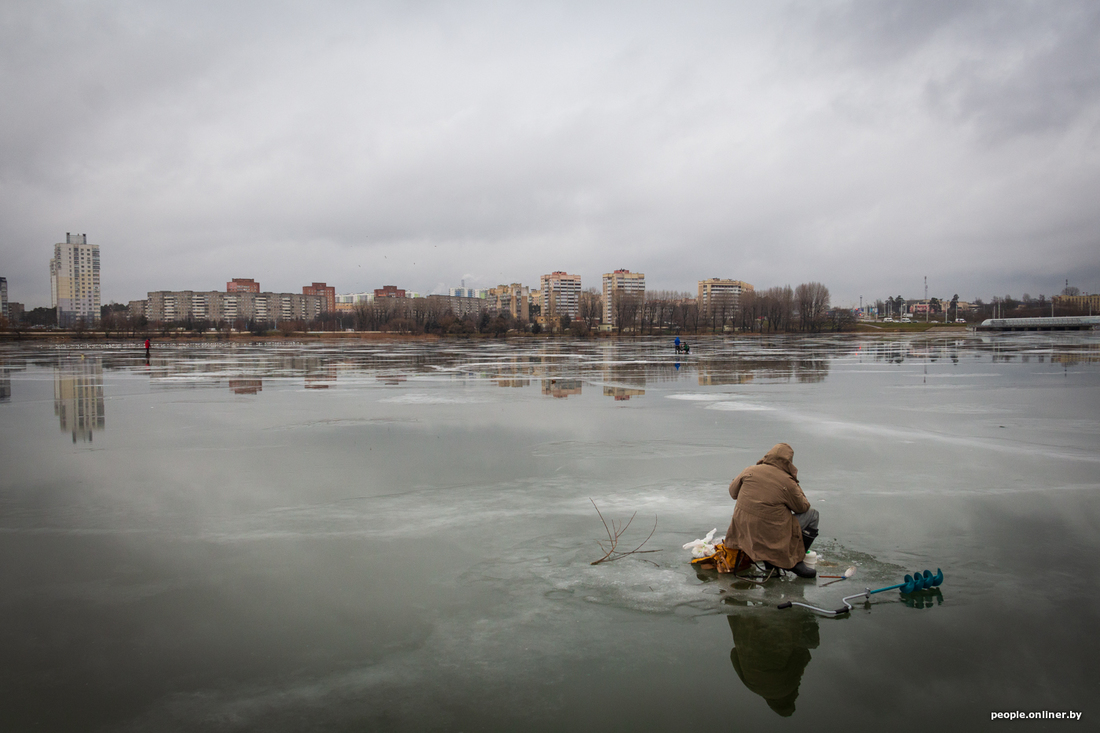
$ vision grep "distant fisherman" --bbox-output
[144,337,150,360]
[724,443,819,578]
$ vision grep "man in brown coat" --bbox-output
[724,443,820,578]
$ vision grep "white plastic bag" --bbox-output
[682,528,719,558]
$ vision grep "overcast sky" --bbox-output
[2,0,1098,308]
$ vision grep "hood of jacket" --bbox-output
[757,443,798,481]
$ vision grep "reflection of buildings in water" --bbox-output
[697,367,753,386]
[379,374,407,386]
[793,360,827,384]
[0,369,10,402]
[603,385,644,401]
[54,358,105,442]
[541,378,582,398]
[229,379,262,395]
[598,367,647,386]
[728,611,819,718]
[305,366,337,389]
[1052,345,1100,366]
[696,356,829,385]
[497,378,531,388]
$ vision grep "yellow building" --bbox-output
[488,283,530,321]
[1053,294,1100,312]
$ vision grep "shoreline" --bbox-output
[1,324,975,345]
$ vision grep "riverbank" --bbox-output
[0,324,974,344]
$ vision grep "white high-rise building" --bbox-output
[540,271,581,322]
[50,233,100,327]
[602,269,645,327]
[698,278,753,311]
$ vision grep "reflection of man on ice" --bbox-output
[724,443,819,578]
[728,611,819,717]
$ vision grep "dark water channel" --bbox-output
[1,334,1098,731]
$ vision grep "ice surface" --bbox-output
[1,333,1099,730]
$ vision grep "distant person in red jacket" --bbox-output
[144,338,151,360]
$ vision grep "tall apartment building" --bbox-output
[375,285,406,298]
[487,283,530,321]
[50,233,100,327]
[602,269,645,327]
[1,276,7,319]
[227,278,260,293]
[698,278,753,313]
[540,271,581,321]
[302,282,336,313]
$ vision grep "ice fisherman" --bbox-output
[724,443,819,578]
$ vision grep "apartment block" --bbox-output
[227,278,260,293]
[145,290,324,323]
[1,276,7,319]
[602,269,645,327]
[374,285,406,298]
[335,292,374,313]
[540,271,581,321]
[448,287,488,298]
[426,294,486,318]
[50,233,100,327]
[302,282,336,313]
[698,278,753,314]
[487,283,530,321]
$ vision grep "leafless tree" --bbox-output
[611,292,642,334]
[795,282,830,332]
[578,287,603,330]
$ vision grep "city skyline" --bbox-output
[2,3,1098,308]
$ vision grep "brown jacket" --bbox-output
[724,443,810,569]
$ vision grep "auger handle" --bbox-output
[777,601,792,609]
[867,583,905,595]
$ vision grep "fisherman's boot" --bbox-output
[791,531,818,578]
[790,560,817,579]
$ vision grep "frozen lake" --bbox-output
[1,334,1098,731]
